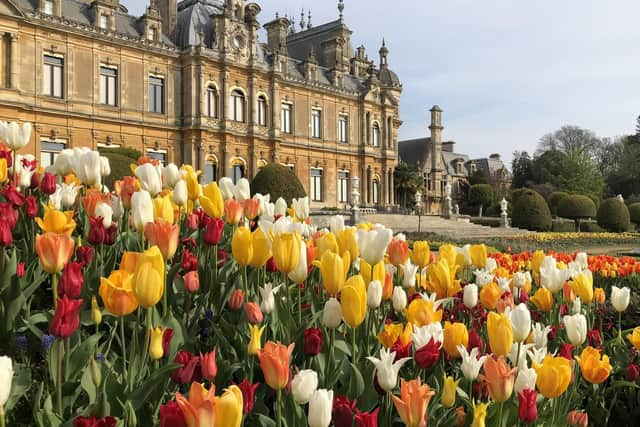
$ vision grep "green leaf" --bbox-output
[81,364,97,404]
[0,247,16,294]
[68,334,102,381]
[5,362,32,411]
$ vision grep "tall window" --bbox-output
[231,90,245,122]
[311,109,321,139]
[206,86,218,118]
[338,171,349,203]
[148,27,157,41]
[338,115,348,143]
[257,96,267,126]
[281,103,292,133]
[99,14,108,30]
[372,178,380,204]
[40,140,65,168]
[147,150,167,166]
[43,54,63,98]
[231,163,245,184]
[310,168,323,202]
[149,76,164,113]
[44,0,54,14]
[372,123,380,147]
[204,162,217,183]
[99,66,117,106]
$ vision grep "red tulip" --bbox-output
[559,343,574,360]
[16,262,25,277]
[200,348,217,382]
[87,216,105,245]
[245,301,263,324]
[1,183,25,207]
[355,407,380,427]
[103,224,117,246]
[333,396,356,427]
[303,327,324,356]
[468,329,484,353]
[518,389,538,423]
[587,329,602,348]
[0,202,18,228]
[159,400,185,427]
[547,325,558,342]
[185,213,199,230]
[183,270,200,293]
[203,217,225,246]
[73,416,117,427]
[266,256,278,273]
[391,338,411,361]
[237,379,260,415]
[59,262,84,298]
[181,249,198,272]
[0,220,12,247]
[76,246,94,266]
[40,172,56,195]
[25,195,38,218]
[162,328,174,359]
[0,149,12,168]
[171,350,201,384]
[627,364,640,381]
[415,338,440,369]
[217,248,228,267]
[50,296,83,338]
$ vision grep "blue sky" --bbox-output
[126,0,640,165]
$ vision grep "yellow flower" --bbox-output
[576,346,611,384]
[249,228,271,268]
[360,259,386,286]
[99,270,138,316]
[428,258,460,298]
[340,275,367,328]
[627,327,640,351]
[479,282,501,310]
[0,158,7,182]
[214,385,244,427]
[594,287,606,304]
[405,298,442,327]
[531,287,554,312]
[443,322,468,358]
[149,327,165,360]
[411,241,431,269]
[153,194,175,224]
[532,250,545,274]
[377,323,412,349]
[570,272,593,304]
[533,355,572,398]
[315,232,339,259]
[199,181,224,219]
[271,232,302,274]
[35,204,76,236]
[232,226,253,267]
[471,401,489,427]
[336,227,359,261]
[487,312,514,357]
[441,375,459,408]
[91,296,102,325]
[180,165,201,201]
[317,250,350,296]
[248,324,266,355]
[438,244,457,268]
[132,245,165,309]
[469,244,487,268]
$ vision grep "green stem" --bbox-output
[64,338,70,381]
[242,265,248,294]
[213,244,218,286]
[497,400,504,426]
[0,408,5,427]
[163,261,169,319]
[515,341,522,371]
[619,311,623,342]
[276,389,282,427]
[297,282,302,325]
[120,316,128,391]
[144,308,152,372]
[326,328,334,385]
[52,274,59,309]
[352,327,357,363]
[550,398,558,426]
[56,339,63,416]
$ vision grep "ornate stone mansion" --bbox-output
[0,0,402,209]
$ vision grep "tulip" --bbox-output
[356,227,393,265]
[131,191,154,233]
[518,389,537,423]
[249,228,271,268]
[0,158,6,183]
[0,355,14,418]
[203,217,225,246]
[35,232,75,274]
[458,284,477,311]
[317,251,350,295]
[2,121,32,150]
[367,280,383,309]
[74,150,102,188]
[303,327,323,356]
[135,163,162,195]
[292,196,309,221]
[291,369,318,404]
[469,244,487,268]
[628,327,640,350]
[378,323,412,349]
[153,195,174,224]
[406,298,442,327]
[428,258,460,298]
[458,346,488,382]
[594,287,605,304]
[183,270,200,293]
[399,262,418,289]
[315,231,338,258]
[471,400,489,427]
[91,296,102,326]
[366,348,411,392]
[533,355,571,398]
[59,183,80,209]
[199,181,224,219]
[388,238,410,266]
[35,205,76,236]
[237,379,259,415]
[479,281,500,310]
[179,165,201,201]
[531,287,553,312]
[412,323,444,349]
[258,282,282,314]
[392,286,407,312]
[627,364,640,381]
[487,312,513,357]
[172,179,188,207]
[228,289,245,310]
[576,346,611,384]
[441,375,459,408]
[288,240,308,284]
[248,325,266,355]
[480,356,516,403]
[611,286,630,312]
[50,295,83,338]
[570,271,593,304]
[149,327,165,360]
[510,303,531,343]
[564,313,587,346]
[359,260,386,287]
[567,410,589,427]
[224,199,244,225]
[175,382,215,426]
[392,378,435,427]
[145,220,179,261]
[231,226,253,267]
[257,341,294,390]
[341,275,367,328]
[539,262,568,294]
[411,241,431,269]
[332,396,356,427]
[272,231,302,274]
[443,322,469,358]
[245,301,263,324]
[308,389,333,427]
[336,227,359,262]
[323,298,343,329]
[132,246,165,309]
[273,197,287,216]
[355,408,379,427]
[200,348,218,382]
[99,270,139,316]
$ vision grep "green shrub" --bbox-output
[511,189,552,231]
[597,197,631,232]
[548,191,569,216]
[469,184,493,207]
[250,163,306,204]
[557,195,597,231]
[101,152,136,190]
[98,146,142,161]
[629,202,640,224]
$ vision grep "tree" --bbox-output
[468,170,488,186]
[537,125,601,159]
[557,195,597,231]
[511,151,534,188]
[468,184,493,216]
[250,164,306,204]
[394,162,423,211]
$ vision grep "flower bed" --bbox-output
[2,123,640,426]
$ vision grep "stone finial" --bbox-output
[300,8,305,31]
[307,10,312,29]
[338,0,344,20]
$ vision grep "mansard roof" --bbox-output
[398,137,428,166]
[175,0,224,48]
[285,18,353,63]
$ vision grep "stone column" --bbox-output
[10,33,19,90]
[360,163,367,207]
[222,145,230,178]
[381,167,387,206]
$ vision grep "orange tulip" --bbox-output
[120,251,141,274]
[480,356,516,403]
[575,346,611,385]
[388,238,410,266]
[35,232,75,274]
[99,270,139,316]
[257,341,294,390]
[114,175,139,209]
[175,382,216,427]
[479,282,501,310]
[224,199,244,225]
[82,189,110,217]
[242,198,261,220]
[382,270,394,301]
[145,220,179,261]
[392,378,436,427]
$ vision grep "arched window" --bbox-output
[204,155,218,183]
[231,157,246,184]
[372,123,380,147]
[206,86,218,118]
[372,175,381,204]
[231,89,245,122]
[257,95,267,126]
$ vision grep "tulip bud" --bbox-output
[518,389,538,423]
[367,280,383,309]
[200,348,218,382]
[594,287,605,304]
[150,327,165,360]
[173,179,188,207]
[124,400,138,427]
[245,301,263,324]
[627,364,640,381]
[40,172,56,195]
[90,357,102,388]
[308,388,333,427]
[563,314,587,346]
[392,287,407,312]
[611,286,630,312]
[323,298,343,329]
[292,369,319,404]
[183,270,200,293]
[303,327,323,356]
[162,163,181,188]
[567,410,588,427]
[228,289,245,310]
[510,303,532,343]
[91,297,102,326]
[463,284,478,309]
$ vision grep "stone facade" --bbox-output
[398,106,512,215]
[0,0,402,209]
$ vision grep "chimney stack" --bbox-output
[157,0,177,39]
[429,105,444,171]
[264,16,290,53]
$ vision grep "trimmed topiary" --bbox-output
[597,198,631,232]
[629,202,640,224]
[250,163,306,204]
[100,152,136,191]
[548,191,569,216]
[557,195,597,231]
[511,189,552,231]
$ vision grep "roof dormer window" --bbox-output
[44,0,54,15]
[148,27,157,42]
[99,14,109,30]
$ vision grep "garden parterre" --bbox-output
[2,122,640,427]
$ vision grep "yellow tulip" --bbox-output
[153,195,174,224]
[533,355,572,398]
[594,287,606,304]
[479,282,501,310]
[443,322,468,358]
[120,251,141,275]
[249,228,271,268]
[99,270,138,316]
[340,275,367,328]
[91,296,102,325]
[532,250,545,274]
[315,232,339,259]
[377,323,412,349]
[628,327,640,351]
[428,258,460,298]
[411,241,431,269]
[272,232,302,274]
[487,312,514,357]
[576,346,611,384]
[180,165,201,201]
[471,401,489,427]
[199,181,224,219]
[531,287,554,312]
[317,250,350,295]
[232,226,253,267]
[469,244,487,268]
[0,158,7,182]
[336,227,359,261]
[439,244,457,268]
[214,385,244,427]
[132,246,165,309]
[35,205,76,236]
[149,327,164,360]
[175,382,216,427]
[570,272,593,304]
[248,324,266,355]
[441,375,459,408]
[405,298,442,327]
[360,259,385,286]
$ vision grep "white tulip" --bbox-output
[366,348,411,392]
[412,323,444,349]
[510,303,532,343]
[532,322,551,350]
[458,244,472,265]
[274,197,288,216]
[356,227,393,265]
[259,282,282,314]
[235,178,251,201]
[463,284,478,309]
[473,270,493,287]
[292,196,310,221]
[2,121,31,150]
[48,186,62,210]
[512,271,528,289]
[94,202,113,228]
[218,177,236,200]
[458,345,487,381]
[291,369,318,404]
[514,367,537,394]
[508,343,534,370]
[329,215,345,234]
[323,298,343,329]
[392,287,407,312]
[571,297,582,315]
[99,156,111,177]
[540,264,569,294]
[135,163,162,196]
[111,195,124,221]
[497,277,511,294]
[308,389,333,427]
[367,280,383,309]
[53,149,76,176]
[172,179,188,207]
[575,252,588,270]
[564,314,587,346]
[162,163,181,188]
[527,347,548,365]
[541,255,557,271]
[59,183,80,209]
[74,150,102,188]
[288,239,308,284]
[131,190,154,232]
[611,286,631,312]
[484,257,498,273]
[400,262,418,289]
[0,355,13,409]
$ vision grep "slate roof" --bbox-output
[442,151,470,177]
[472,157,512,177]
[176,0,223,48]
[398,137,429,166]
[286,19,354,63]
